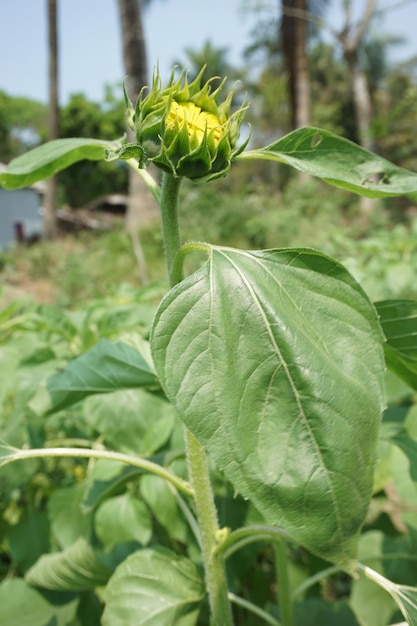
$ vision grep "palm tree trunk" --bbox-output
[339,0,377,218]
[281,0,311,130]
[117,0,159,284]
[44,0,59,239]
[117,0,147,101]
[344,47,374,153]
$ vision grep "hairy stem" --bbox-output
[159,173,183,285]
[158,172,233,624]
[214,524,291,560]
[274,540,295,626]
[0,446,193,496]
[185,429,233,624]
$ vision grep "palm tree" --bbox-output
[117,0,148,102]
[337,0,377,152]
[117,0,158,283]
[176,40,235,89]
[280,0,330,129]
[44,0,59,239]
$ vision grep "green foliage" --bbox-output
[102,548,205,625]
[58,89,128,206]
[2,84,417,625]
[0,137,121,190]
[0,91,47,162]
[151,245,385,570]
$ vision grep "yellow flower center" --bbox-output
[167,100,222,145]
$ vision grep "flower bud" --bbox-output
[132,66,248,182]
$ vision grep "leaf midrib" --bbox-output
[213,248,345,549]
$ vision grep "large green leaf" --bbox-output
[30,338,160,416]
[151,245,386,570]
[102,548,204,626]
[375,299,417,391]
[26,538,111,591]
[238,127,417,197]
[0,137,121,189]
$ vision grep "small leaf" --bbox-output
[105,142,144,161]
[102,548,204,626]
[26,538,111,591]
[151,245,386,570]
[0,137,122,189]
[141,474,189,543]
[390,431,417,483]
[82,460,144,512]
[30,338,160,416]
[94,493,152,549]
[84,388,175,455]
[48,483,93,549]
[376,299,417,391]
[238,127,417,198]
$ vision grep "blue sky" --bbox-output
[0,0,416,105]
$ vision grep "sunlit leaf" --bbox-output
[0,137,121,189]
[102,548,204,625]
[151,245,386,570]
[238,127,417,198]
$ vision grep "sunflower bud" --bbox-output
[132,67,248,182]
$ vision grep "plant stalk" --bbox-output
[159,172,183,286]
[158,171,233,625]
[0,446,193,496]
[274,540,295,626]
[185,429,234,624]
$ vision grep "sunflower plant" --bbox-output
[2,67,417,626]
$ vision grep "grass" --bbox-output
[1,177,417,307]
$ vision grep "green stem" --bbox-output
[185,429,233,624]
[158,172,233,625]
[228,592,282,626]
[214,524,291,560]
[274,540,295,626]
[0,446,193,496]
[159,172,183,286]
[126,158,161,205]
